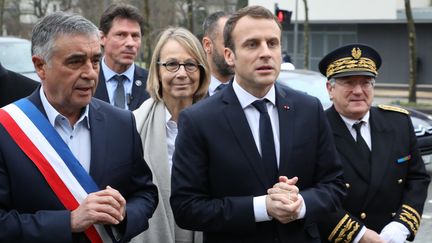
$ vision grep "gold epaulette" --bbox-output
[377,104,409,115]
[328,214,361,243]
[397,204,421,236]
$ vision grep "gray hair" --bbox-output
[31,11,99,63]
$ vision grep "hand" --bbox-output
[71,186,126,232]
[268,176,299,201]
[265,176,302,224]
[359,229,385,243]
[265,193,303,224]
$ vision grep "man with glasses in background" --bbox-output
[318,43,430,243]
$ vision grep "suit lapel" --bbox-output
[88,99,107,185]
[276,86,295,176]
[94,68,110,103]
[364,107,394,206]
[129,66,148,110]
[222,85,270,189]
[326,106,371,182]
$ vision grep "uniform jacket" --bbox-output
[170,84,346,243]
[0,89,158,243]
[320,105,430,242]
[0,63,38,107]
[94,64,149,111]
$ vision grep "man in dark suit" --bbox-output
[94,3,149,110]
[0,62,38,107]
[0,12,157,242]
[318,43,430,243]
[170,6,346,243]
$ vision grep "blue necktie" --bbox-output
[215,83,227,92]
[252,99,278,183]
[113,75,126,109]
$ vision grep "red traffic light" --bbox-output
[275,9,292,25]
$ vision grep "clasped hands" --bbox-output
[266,176,303,224]
[71,186,126,232]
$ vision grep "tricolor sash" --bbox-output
[0,98,111,243]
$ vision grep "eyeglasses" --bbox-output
[157,61,201,73]
[335,79,375,90]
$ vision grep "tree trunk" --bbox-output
[405,0,417,103]
[303,0,309,69]
[142,0,151,68]
[187,0,193,32]
[0,0,4,36]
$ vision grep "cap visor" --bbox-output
[331,71,376,79]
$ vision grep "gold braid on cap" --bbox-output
[326,47,378,78]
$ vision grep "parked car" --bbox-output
[277,69,432,164]
[0,36,39,81]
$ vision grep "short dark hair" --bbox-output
[202,11,229,40]
[99,3,145,35]
[223,5,280,52]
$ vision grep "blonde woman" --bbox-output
[131,27,210,243]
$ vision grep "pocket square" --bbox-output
[397,155,411,163]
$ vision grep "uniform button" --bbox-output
[392,212,396,217]
[345,183,350,188]
[398,179,403,184]
[360,213,367,219]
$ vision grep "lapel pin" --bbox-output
[135,80,142,86]
[283,105,290,110]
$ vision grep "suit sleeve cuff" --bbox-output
[253,195,272,222]
[297,193,306,219]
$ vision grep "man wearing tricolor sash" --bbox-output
[0,12,158,243]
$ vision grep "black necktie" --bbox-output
[113,75,126,109]
[252,99,278,183]
[353,121,371,161]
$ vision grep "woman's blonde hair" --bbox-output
[147,27,210,102]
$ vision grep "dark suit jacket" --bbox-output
[0,89,158,243]
[320,106,430,242]
[170,84,346,243]
[94,64,149,111]
[0,63,38,107]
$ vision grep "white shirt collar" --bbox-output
[101,56,135,83]
[39,86,90,128]
[232,76,276,109]
[339,111,370,128]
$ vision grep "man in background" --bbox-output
[0,62,38,107]
[202,11,234,96]
[95,3,149,110]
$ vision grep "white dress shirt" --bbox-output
[208,75,229,96]
[101,57,135,109]
[165,107,178,174]
[232,79,306,222]
[39,87,91,172]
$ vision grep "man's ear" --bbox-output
[32,55,46,81]
[99,30,106,47]
[224,47,235,67]
[202,37,212,54]
[326,81,334,100]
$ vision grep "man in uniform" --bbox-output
[319,43,430,243]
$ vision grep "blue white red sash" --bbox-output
[0,98,111,243]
